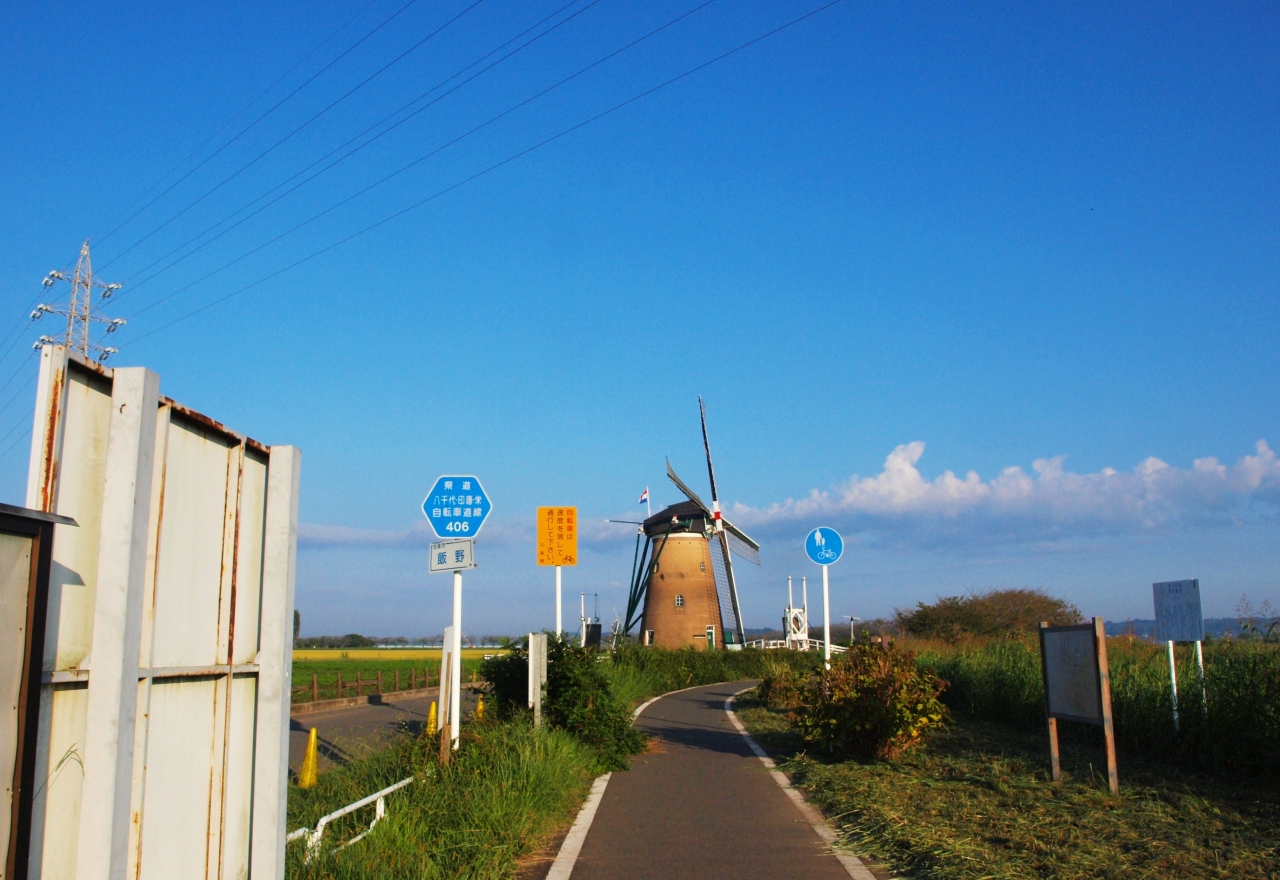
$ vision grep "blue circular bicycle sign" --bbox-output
[805,527,843,565]
[423,475,491,538]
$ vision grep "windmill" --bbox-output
[623,398,761,648]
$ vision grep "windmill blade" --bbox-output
[724,527,761,566]
[666,459,710,514]
[699,396,719,504]
[716,530,746,644]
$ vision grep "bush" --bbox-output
[896,588,1080,641]
[757,663,804,710]
[608,644,818,698]
[794,644,948,761]
[480,637,644,771]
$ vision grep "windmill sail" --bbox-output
[665,459,709,514]
[725,527,760,566]
[716,530,746,644]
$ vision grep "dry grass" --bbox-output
[736,693,1280,879]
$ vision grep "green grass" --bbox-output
[286,720,593,880]
[915,637,1280,776]
[601,645,819,709]
[736,693,1280,880]
[291,658,488,704]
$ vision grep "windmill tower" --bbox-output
[623,399,760,649]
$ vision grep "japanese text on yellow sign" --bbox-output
[537,506,578,566]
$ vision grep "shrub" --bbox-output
[757,663,804,710]
[479,637,644,771]
[795,643,948,761]
[896,588,1080,641]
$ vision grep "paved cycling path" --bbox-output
[557,681,869,880]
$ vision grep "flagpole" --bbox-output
[646,487,651,519]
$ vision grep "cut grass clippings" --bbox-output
[735,692,1280,880]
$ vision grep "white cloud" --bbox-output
[300,441,1280,552]
[732,440,1280,544]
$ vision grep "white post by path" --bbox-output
[822,564,831,668]
[1167,639,1180,732]
[1195,639,1207,716]
[451,570,463,748]
[555,564,562,637]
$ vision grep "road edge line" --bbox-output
[545,681,717,879]
[725,686,881,880]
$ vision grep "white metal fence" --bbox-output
[21,345,300,880]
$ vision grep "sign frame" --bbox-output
[1038,617,1118,794]
[428,539,476,573]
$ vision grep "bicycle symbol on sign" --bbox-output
[816,546,837,561]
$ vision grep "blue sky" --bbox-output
[1,1,1277,636]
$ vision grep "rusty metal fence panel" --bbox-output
[22,346,299,880]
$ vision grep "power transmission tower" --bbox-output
[32,241,126,360]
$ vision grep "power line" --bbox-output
[99,0,488,273]
[93,0,424,250]
[121,0,847,347]
[110,0,596,302]
[123,0,718,321]
[88,0,382,244]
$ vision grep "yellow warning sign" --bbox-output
[537,506,578,566]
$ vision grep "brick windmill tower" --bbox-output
[623,399,761,649]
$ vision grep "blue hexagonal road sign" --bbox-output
[422,475,491,539]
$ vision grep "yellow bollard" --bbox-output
[428,700,437,732]
[476,694,484,720]
[298,727,319,789]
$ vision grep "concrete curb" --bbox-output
[289,686,441,715]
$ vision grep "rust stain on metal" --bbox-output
[39,365,65,512]
[162,397,269,454]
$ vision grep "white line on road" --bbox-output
[725,686,884,880]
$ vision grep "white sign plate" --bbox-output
[1153,579,1203,642]
[429,538,476,573]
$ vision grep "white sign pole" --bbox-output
[555,565,562,637]
[1166,640,1180,732]
[451,570,463,748]
[1195,639,1207,717]
[822,563,832,669]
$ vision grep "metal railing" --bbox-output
[287,776,415,862]
[743,638,849,654]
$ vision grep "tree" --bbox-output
[895,588,1080,641]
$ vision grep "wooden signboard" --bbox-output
[1038,617,1118,794]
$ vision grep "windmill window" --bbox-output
[699,561,705,571]
[675,595,685,608]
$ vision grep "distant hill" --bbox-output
[1103,618,1271,639]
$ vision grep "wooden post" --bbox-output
[1047,717,1061,782]
[1094,617,1119,795]
[336,672,343,700]
[395,669,401,692]
[356,671,363,696]
[411,668,417,690]
[439,652,452,765]
[312,673,318,702]
[377,671,383,695]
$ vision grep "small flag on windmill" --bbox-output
[639,487,650,518]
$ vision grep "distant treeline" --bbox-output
[293,633,518,648]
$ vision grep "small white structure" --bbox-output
[19,346,300,880]
[782,576,809,650]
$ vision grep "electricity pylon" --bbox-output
[32,241,125,360]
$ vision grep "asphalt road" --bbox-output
[288,689,480,774]
[563,681,854,880]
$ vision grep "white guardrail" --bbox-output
[743,638,849,654]
[287,776,415,862]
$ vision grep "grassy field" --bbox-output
[286,720,592,879]
[291,649,507,703]
[736,692,1280,879]
[913,636,1280,776]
